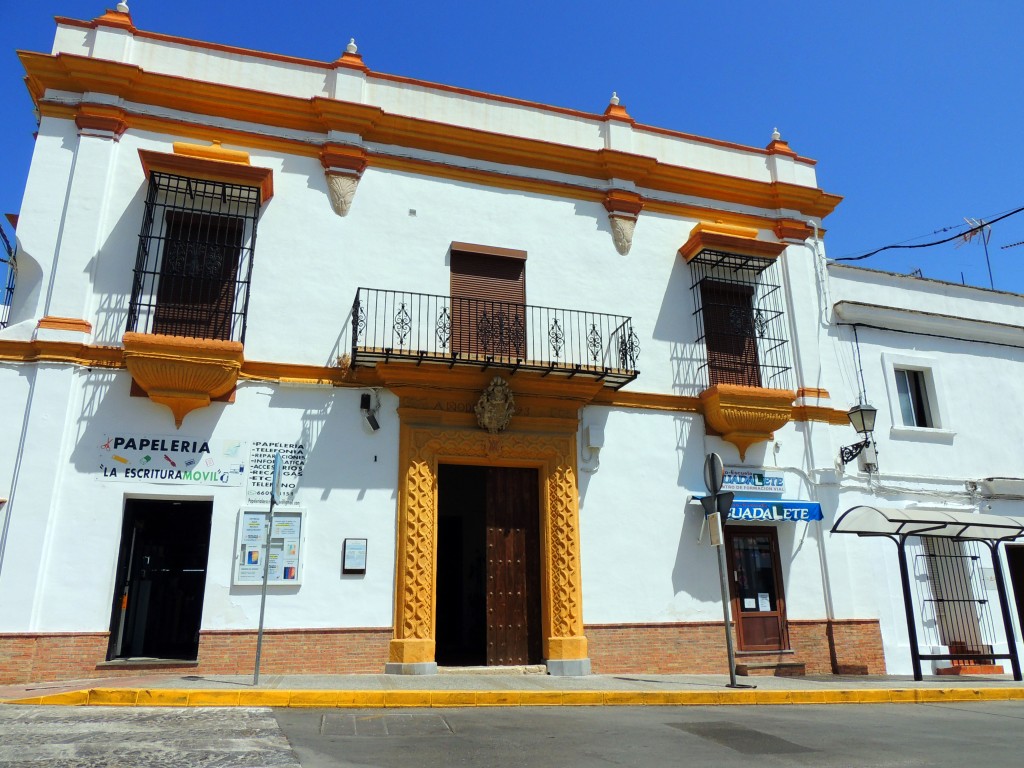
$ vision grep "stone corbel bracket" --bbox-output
[603,190,644,255]
[321,144,368,217]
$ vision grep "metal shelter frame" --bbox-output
[832,505,1024,681]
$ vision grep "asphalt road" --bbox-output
[1,702,1022,767]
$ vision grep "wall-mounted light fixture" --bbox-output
[839,402,877,469]
[360,392,380,432]
[580,424,605,474]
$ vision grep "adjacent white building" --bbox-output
[0,6,1020,684]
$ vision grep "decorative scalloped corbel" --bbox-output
[603,190,644,255]
[321,144,368,217]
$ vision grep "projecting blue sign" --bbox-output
[727,499,823,522]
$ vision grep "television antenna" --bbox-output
[957,217,994,289]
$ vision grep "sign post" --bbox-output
[699,453,754,689]
[253,452,282,686]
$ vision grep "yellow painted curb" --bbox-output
[383,690,431,708]
[137,689,190,707]
[430,691,477,707]
[241,690,292,707]
[186,690,241,707]
[561,691,605,706]
[474,690,522,706]
[288,691,342,708]
[89,689,140,706]
[2,686,1023,708]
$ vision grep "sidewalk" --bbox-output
[3,670,1023,707]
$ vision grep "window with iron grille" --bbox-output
[689,250,792,390]
[126,172,259,342]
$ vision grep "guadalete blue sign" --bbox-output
[727,499,823,522]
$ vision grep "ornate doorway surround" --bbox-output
[376,364,600,675]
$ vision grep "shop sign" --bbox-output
[721,468,785,495]
[247,442,306,504]
[727,499,822,522]
[98,434,245,486]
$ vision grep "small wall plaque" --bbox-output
[342,538,368,574]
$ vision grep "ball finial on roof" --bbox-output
[771,127,781,141]
[346,38,358,55]
[116,1,130,12]
[610,92,620,106]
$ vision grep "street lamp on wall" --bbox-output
[839,403,877,468]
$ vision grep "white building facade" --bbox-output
[4,7,1017,684]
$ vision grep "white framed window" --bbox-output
[894,368,932,427]
[881,353,954,441]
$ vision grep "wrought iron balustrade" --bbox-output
[350,288,640,388]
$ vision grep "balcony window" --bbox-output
[690,250,793,391]
[450,244,527,359]
[127,172,259,342]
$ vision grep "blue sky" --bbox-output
[3,1,1024,298]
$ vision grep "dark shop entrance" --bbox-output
[436,465,542,667]
[107,499,213,661]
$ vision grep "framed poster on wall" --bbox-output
[342,538,368,574]
[233,507,305,586]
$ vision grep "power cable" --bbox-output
[832,204,1024,262]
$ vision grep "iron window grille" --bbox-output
[126,172,260,343]
[0,224,15,330]
[689,250,793,390]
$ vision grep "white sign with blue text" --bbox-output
[727,499,823,522]
[721,468,785,495]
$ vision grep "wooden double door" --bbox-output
[436,465,542,667]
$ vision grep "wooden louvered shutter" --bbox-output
[450,247,526,360]
[701,280,761,388]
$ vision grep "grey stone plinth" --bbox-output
[545,658,591,676]
[384,661,439,675]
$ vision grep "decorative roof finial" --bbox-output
[346,38,358,55]
[610,91,620,106]
[771,127,781,141]
[116,1,130,12]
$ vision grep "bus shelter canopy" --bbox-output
[832,505,1024,542]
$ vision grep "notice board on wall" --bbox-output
[234,507,305,585]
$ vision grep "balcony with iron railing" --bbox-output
[350,288,640,389]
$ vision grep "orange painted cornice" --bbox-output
[21,51,842,219]
[0,338,849,425]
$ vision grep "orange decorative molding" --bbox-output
[333,39,369,72]
[37,316,93,333]
[603,93,633,123]
[172,140,250,165]
[20,52,841,219]
[773,218,814,242]
[320,143,368,174]
[92,9,136,33]
[679,221,787,263]
[75,104,128,139]
[138,145,274,201]
[792,404,851,425]
[122,332,244,428]
[766,138,798,158]
[796,387,830,400]
[699,384,796,460]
